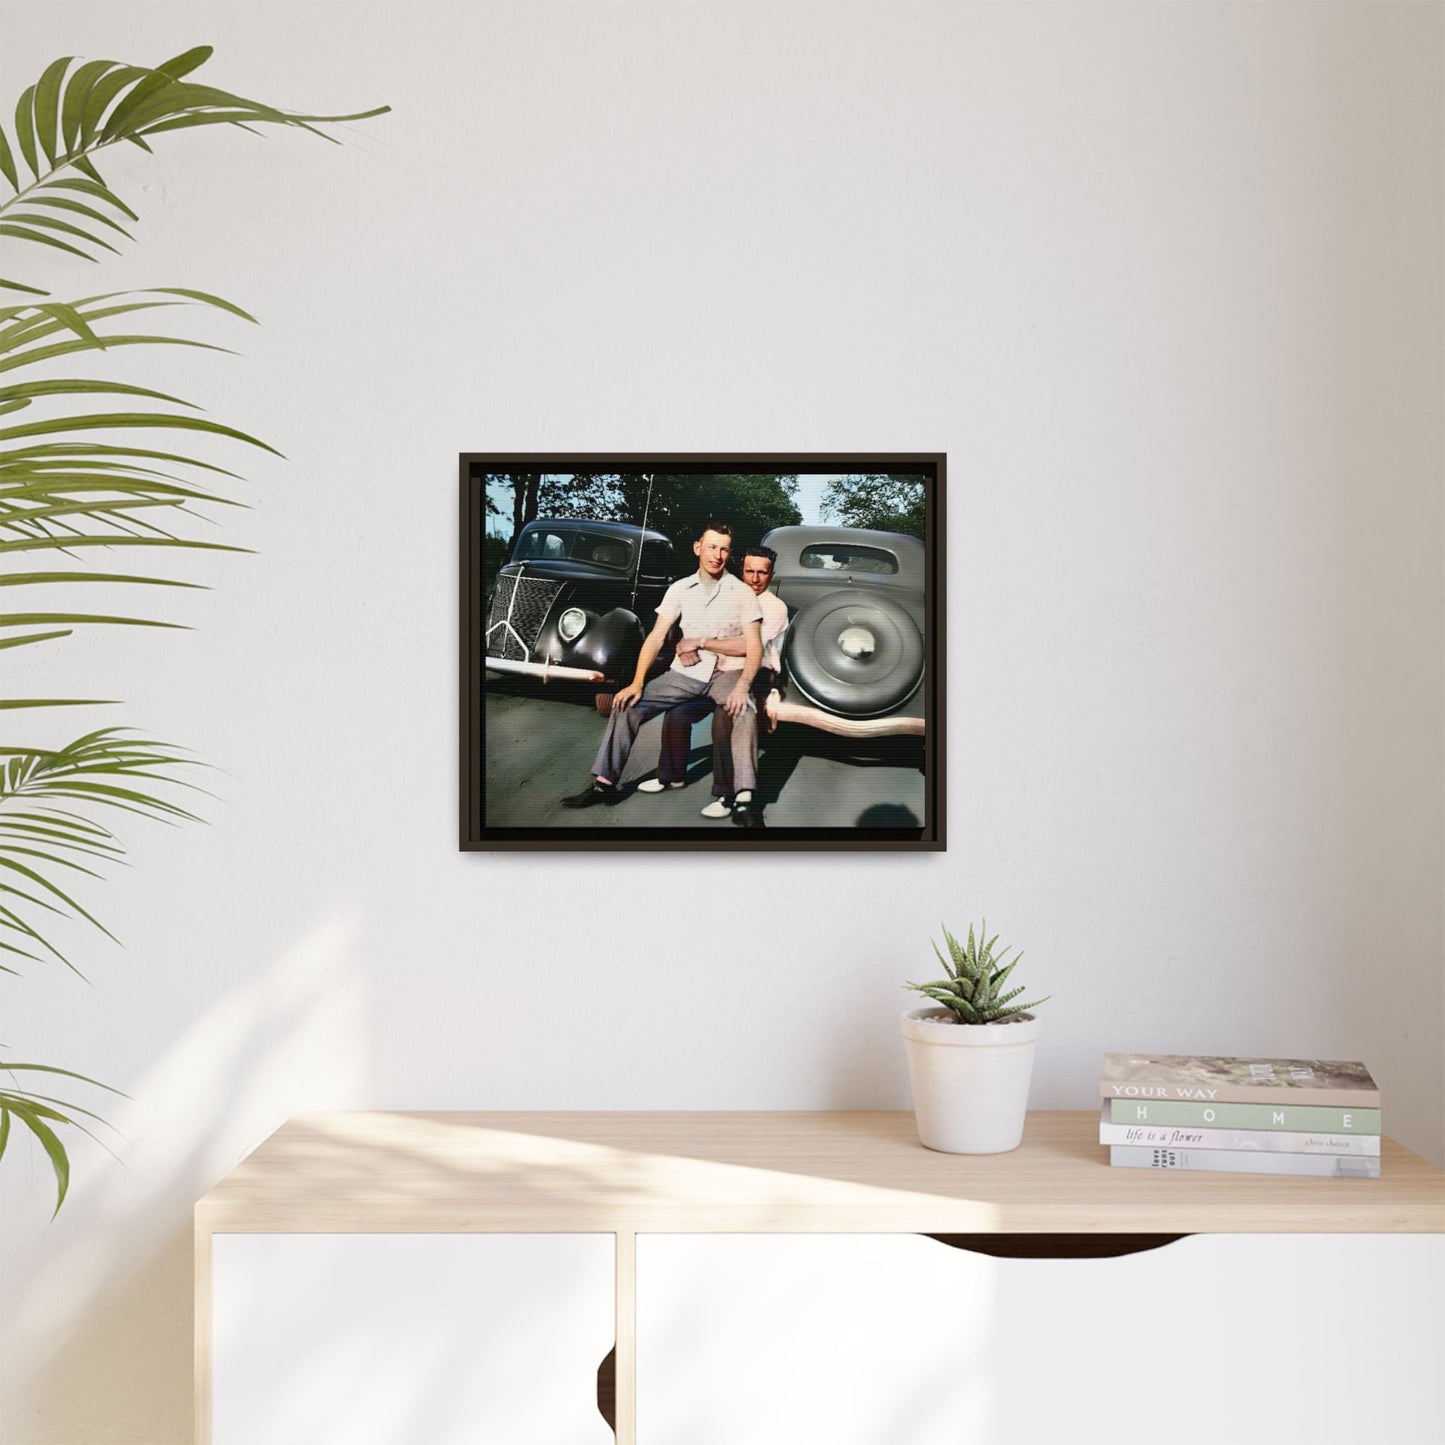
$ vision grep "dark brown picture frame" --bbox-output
[460,453,946,851]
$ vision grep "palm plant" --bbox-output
[0,46,386,1210]
[906,922,1050,1025]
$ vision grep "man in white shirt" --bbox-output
[562,521,763,808]
[640,544,788,827]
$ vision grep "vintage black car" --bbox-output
[484,519,675,684]
[760,525,926,738]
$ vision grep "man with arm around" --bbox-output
[640,544,787,827]
[561,521,763,808]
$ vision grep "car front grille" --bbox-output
[485,574,562,661]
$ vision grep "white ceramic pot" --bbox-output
[900,1007,1041,1154]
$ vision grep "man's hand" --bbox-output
[675,638,702,667]
[613,682,644,710]
[724,682,751,718]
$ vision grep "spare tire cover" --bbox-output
[784,590,924,717]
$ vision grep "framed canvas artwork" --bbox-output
[460,453,945,850]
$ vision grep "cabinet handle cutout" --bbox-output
[596,1344,616,1434]
[924,1233,1189,1259]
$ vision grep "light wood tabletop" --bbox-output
[195,1110,1444,1235]
[194,1110,1445,1444]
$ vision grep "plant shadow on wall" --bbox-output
[10,917,367,1445]
[0,47,386,1211]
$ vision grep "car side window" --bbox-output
[572,532,632,570]
[517,529,570,560]
[640,539,672,577]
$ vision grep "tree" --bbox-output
[485,472,803,569]
[511,472,541,544]
[821,473,928,540]
[539,471,624,523]
[617,474,802,559]
[481,534,509,589]
[486,472,627,552]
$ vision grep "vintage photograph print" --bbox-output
[460,454,945,850]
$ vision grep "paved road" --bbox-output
[483,675,926,831]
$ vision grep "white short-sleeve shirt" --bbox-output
[654,570,764,682]
[760,588,789,673]
[717,586,789,673]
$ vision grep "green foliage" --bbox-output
[621,473,803,559]
[906,922,1050,1025]
[0,45,385,1210]
[0,729,203,976]
[540,472,627,521]
[0,1060,125,1215]
[822,473,927,540]
[484,471,804,565]
[1,286,268,725]
[0,46,387,295]
[480,533,509,590]
[486,472,629,547]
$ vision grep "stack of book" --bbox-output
[1099,1053,1381,1178]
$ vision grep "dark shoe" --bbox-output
[594,692,614,717]
[562,781,618,809]
[731,799,766,829]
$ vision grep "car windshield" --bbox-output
[515,528,634,571]
[798,543,898,575]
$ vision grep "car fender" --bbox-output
[536,605,646,682]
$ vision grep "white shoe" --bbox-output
[700,798,733,818]
[637,778,684,794]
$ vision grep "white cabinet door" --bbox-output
[213,1233,614,1445]
[636,1233,1444,1445]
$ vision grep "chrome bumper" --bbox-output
[485,656,606,683]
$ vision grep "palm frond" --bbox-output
[0,288,263,703]
[1,47,388,294]
[1,45,385,1214]
[0,729,204,973]
[0,1058,127,1214]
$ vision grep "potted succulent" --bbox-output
[901,923,1050,1154]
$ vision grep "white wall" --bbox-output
[3,2,1441,1441]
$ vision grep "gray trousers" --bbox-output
[592,667,757,793]
[708,667,778,797]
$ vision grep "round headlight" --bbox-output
[557,607,587,643]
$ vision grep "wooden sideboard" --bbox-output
[195,1111,1445,1444]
